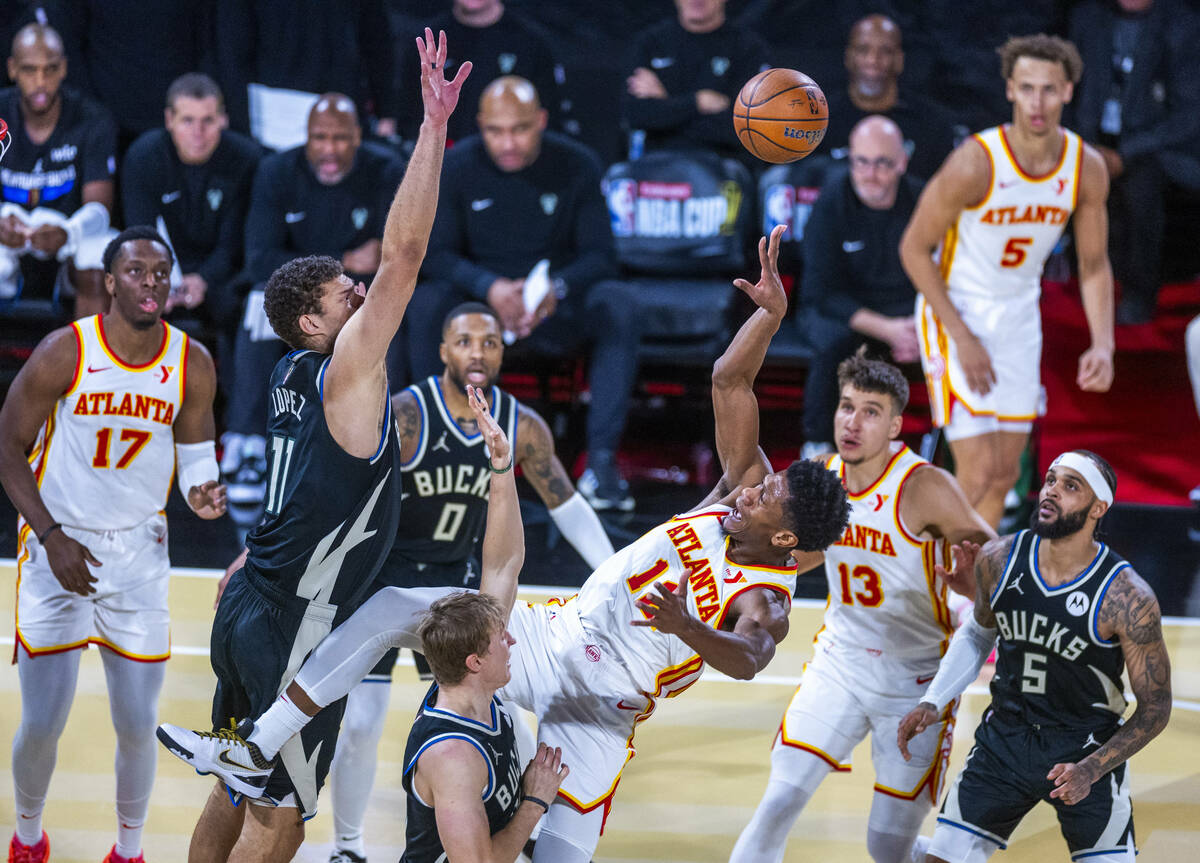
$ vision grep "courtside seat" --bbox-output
[602,149,753,369]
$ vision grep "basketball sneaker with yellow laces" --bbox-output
[156,720,274,797]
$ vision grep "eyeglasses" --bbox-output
[849,155,898,172]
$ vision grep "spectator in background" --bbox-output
[0,22,115,318]
[214,0,399,152]
[221,93,404,510]
[121,73,261,380]
[623,0,770,162]
[821,14,960,182]
[1069,0,1200,324]
[395,0,567,144]
[55,0,214,153]
[798,116,922,453]
[409,76,640,511]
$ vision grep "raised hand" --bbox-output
[732,225,788,319]
[937,540,980,600]
[467,384,510,470]
[415,28,471,129]
[187,479,227,520]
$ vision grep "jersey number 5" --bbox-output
[838,563,884,607]
[1000,237,1033,268]
[92,427,151,469]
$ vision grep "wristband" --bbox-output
[490,458,513,474]
[38,523,63,544]
[522,795,551,813]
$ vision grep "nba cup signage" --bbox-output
[604,178,742,240]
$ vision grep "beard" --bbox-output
[1029,502,1089,539]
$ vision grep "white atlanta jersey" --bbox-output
[943,125,1083,301]
[819,446,956,662]
[28,315,188,531]
[574,505,798,697]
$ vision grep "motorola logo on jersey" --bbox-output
[1065,591,1090,617]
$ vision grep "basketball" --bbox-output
[733,68,828,164]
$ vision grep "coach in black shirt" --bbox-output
[799,116,923,450]
[122,74,261,338]
[221,93,404,507]
[410,76,639,511]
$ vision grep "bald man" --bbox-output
[822,14,959,182]
[220,92,406,514]
[796,115,926,453]
[410,76,642,511]
[0,23,118,317]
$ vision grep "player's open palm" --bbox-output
[733,225,788,319]
[522,743,569,803]
[42,530,101,596]
[937,540,981,600]
[467,385,510,469]
[416,28,471,128]
[632,575,692,634]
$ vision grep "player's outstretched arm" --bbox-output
[1072,145,1115,394]
[0,327,100,595]
[1048,568,1171,806]
[472,386,524,617]
[324,29,471,393]
[710,226,787,496]
[902,465,997,598]
[516,406,614,569]
[897,535,1011,759]
[899,138,996,396]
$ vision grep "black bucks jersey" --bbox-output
[988,530,1129,732]
[392,377,519,566]
[400,683,524,863]
[244,350,402,618]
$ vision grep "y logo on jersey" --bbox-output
[1056,178,1068,195]
[160,365,174,384]
[872,493,889,512]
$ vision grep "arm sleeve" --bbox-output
[922,614,997,711]
[556,153,618,290]
[120,137,161,227]
[243,157,294,283]
[798,184,857,324]
[548,493,615,570]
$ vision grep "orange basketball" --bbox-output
[733,68,829,164]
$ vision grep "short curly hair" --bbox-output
[263,255,344,349]
[998,34,1083,84]
[783,459,851,552]
[837,346,909,414]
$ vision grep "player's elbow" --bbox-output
[711,356,743,391]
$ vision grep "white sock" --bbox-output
[14,804,42,846]
[115,818,143,859]
[248,694,311,760]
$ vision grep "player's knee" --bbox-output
[866,828,916,863]
[989,457,1022,494]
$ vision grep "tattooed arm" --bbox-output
[897,535,1012,759]
[390,389,423,463]
[1048,567,1171,805]
[516,405,614,569]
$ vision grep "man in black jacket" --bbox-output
[407,76,639,511]
[799,115,923,452]
[122,73,261,360]
[1069,0,1200,323]
[222,94,404,510]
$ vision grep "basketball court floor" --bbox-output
[1,564,1197,862]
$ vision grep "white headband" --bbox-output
[1050,452,1113,505]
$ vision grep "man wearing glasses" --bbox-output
[797,115,924,455]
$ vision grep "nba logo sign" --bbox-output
[763,184,795,240]
[607,179,637,238]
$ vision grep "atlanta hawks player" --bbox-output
[731,350,995,863]
[900,34,1114,528]
[0,226,223,863]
